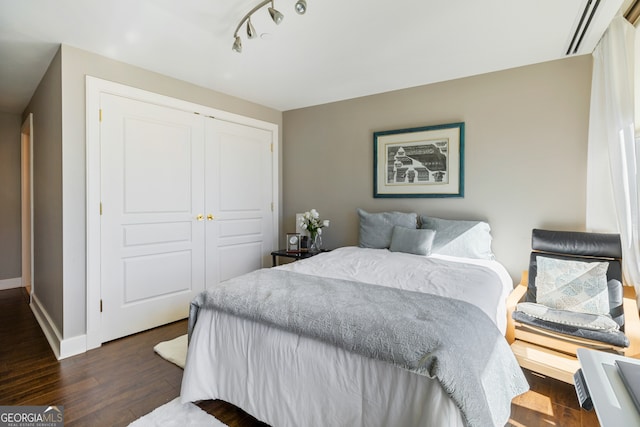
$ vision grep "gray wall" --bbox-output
[23,48,64,330]
[0,112,22,281]
[283,56,593,280]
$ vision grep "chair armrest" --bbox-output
[623,286,640,358]
[505,271,528,344]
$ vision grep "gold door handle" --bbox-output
[196,214,204,221]
[207,214,215,221]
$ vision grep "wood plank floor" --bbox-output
[0,287,600,426]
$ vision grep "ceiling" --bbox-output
[0,0,627,115]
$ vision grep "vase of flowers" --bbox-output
[299,209,330,252]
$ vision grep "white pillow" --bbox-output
[535,256,609,315]
[419,215,494,260]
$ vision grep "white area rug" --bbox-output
[154,334,188,368]
[136,336,226,426]
[129,397,226,427]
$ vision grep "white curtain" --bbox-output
[591,15,640,295]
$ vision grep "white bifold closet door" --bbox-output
[100,94,273,343]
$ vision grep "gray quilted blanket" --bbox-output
[189,268,528,427]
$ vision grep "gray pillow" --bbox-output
[389,226,436,256]
[419,215,494,260]
[358,209,418,249]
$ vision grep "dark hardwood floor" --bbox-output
[0,287,599,426]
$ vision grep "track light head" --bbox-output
[246,18,257,38]
[232,0,308,53]
[268,4,284,24]
[232,36,242,53]
[295,0,307,14]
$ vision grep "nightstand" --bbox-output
[270,249,330,267]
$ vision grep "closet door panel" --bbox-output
[218,242,263,283]
[205,119,274,288]
[100,94,205,342]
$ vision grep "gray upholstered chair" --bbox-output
[506,229,640,383]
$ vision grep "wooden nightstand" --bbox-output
[270,249,330,267]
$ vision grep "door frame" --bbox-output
[21,113,34,299]
[85,76,279,350]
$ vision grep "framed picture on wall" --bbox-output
[373,122,464,198]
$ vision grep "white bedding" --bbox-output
[278,246,513,334]
[181,247,519,427]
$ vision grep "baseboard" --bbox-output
[30,293,62,358]
[59,334,87,359]
[30,293,87,359]
[0,277,22,290]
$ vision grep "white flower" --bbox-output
[299,209,328,237]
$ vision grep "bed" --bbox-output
[181,212,529,427]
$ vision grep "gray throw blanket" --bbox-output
[189,268,529,427]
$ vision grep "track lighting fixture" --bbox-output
[268,4,284,24]
[246,18,257,39]
[295,0,306,15]
[232,35,242,53]
[232,0,308,53]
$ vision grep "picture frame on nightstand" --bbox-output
[286,233,301,252]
